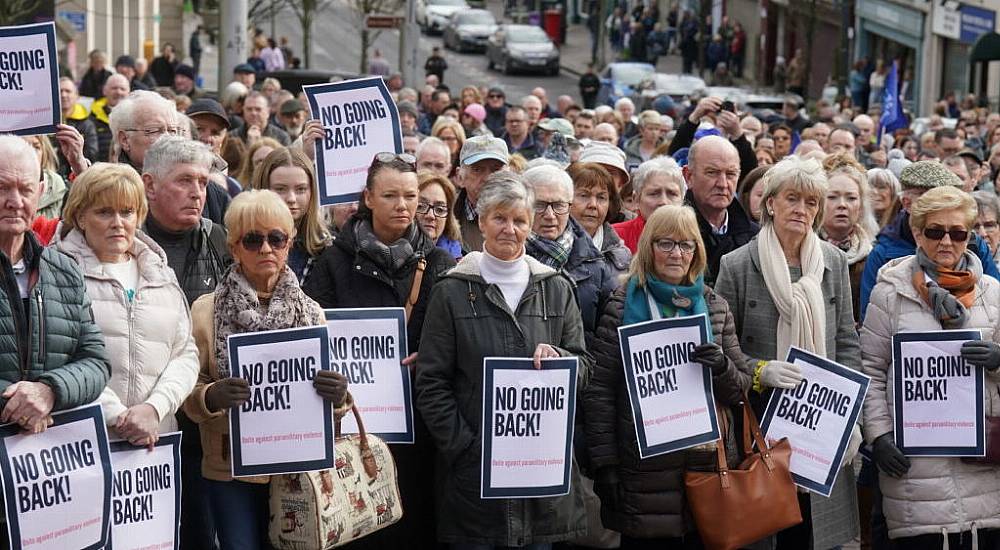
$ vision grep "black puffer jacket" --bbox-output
[583,283,751,539]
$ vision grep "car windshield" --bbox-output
[458,12,495,24]
[612,65,654,86]
[430,0,467,5]
[506,27,549,43]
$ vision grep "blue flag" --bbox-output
[878,61,907,146]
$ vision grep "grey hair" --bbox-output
[475,170,535,218]
[614,97,635,111]
[522,165,573,200]
[0,135,40,178]
[220,81,249,111]
[521,95,542,108]
[109,90,175,141]
[142,136,214,180]
[524,158,563,171]
[758,155,829,230]
[415,136,450,162]
[176,112,195,139]
[397,87,418,103]
[632,156,685,197]
[973,190,1000,221]
[867,168,901,198]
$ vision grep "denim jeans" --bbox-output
[452,544,552,550]
[205,479,270,550]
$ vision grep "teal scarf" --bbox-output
[623,274,713,341]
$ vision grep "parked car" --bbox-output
[486,25,560,76]
[259,69,363,95]
[443,9,498,52]
[637,73,705,112]
[417,0,469,34]
[595,62,655,106]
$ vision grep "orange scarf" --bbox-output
[912,267,976,311]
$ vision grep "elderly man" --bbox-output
[278,99,308,141]
[827,126,857,157]
[501,106,540,160]
[530,87,558,119]
[172,64,204,100]
[57,77,99,173]
[187,98,242,197]
[682,135,758,285]
[90,73,130,162]
[853,114,875,150]
[115,55,149,91]
[592,122,619,146]
[231,92,290,145]
[134,57,157,89]
[522,95,544,131]
[455,135,510,251]
[859,161,1000,319]
[935,128,964,158]
[810,122,832,150]
[0,134,110,443]
[416,136,452,179]
[233,63,256,88]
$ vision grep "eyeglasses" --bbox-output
[416,202,449,218]
[974,221,999,232]
[488,94,504,99]
[534,201,570,215]
[372,152,416,171]
[922,227,969,242]
[241,230,290,252]
[125,126,181,138]
[654,239,696,254]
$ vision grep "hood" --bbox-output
[507,42,555,54]
[875,251,984,303]
[53,225,175,286]
[446,251,556,283]
[66,102,89,122]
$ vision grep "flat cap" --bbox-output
[899,160,964,190]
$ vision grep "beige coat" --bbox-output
[861,254,1000,539]
[55,228,199,435]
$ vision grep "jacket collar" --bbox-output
[684,189,759,237]
[66,103,89,122]
[53,226,174,286]
[446,251,555,284]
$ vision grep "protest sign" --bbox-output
[481,357,577,499]
[107,433,181,550]
[892,330,985,457]
[303,76,401,205]
[228,325,334,476]
[761,347,870,496]
[617,314,718,458]
[0,22,59,135]
[0,404,112,550]
[325,308,413,443]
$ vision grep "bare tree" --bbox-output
[286,0,337,69]
[249,0,289,25]
[347,0,405,74]
[0,0,39,26]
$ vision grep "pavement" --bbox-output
[555,16,685,78]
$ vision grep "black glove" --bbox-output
[204,378,251,413]
[692,342,727,376]
[872,433,910,478]
[594,467,620,509]
[313,370,348,407]
[961,341,1000,371]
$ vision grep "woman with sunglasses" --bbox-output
[182,190,350,550]
[584,204,750,549]
[861,185,1000,548]
[715,156,862,549]
[417,172,464,259]
[303,152,456,549]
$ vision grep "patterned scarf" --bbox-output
[213,264,321,376]
[912,248,976,329]
[354,218,418,275]
[526,225,575,269]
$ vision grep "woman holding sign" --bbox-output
[183,190,351,550]
[416,171,590,549]
[861,184,1000,547]
[715,156,863,550]
[584,204,750,548]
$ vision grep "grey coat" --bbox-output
[714,237,861,550]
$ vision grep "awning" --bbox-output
[970,32,1000,62]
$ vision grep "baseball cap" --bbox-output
[115,55,136,69]
[234,63,256,74]
[186,99,230,129]
[537,118,575,137]
[899,160,963,190]
[280,99,306,116]
[957,148,983,163]
[175,64,196,80]
[460,135,509,166]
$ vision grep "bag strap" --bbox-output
[714,401,731,488]
[334,404,379,480]
[405,258,427,319]
[740,394,778,471]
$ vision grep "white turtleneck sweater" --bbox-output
[479,250,530,313]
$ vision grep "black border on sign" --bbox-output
[0,22,60,136]
[107,432,183,550]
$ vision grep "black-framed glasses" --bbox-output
[416,202,449,218]
[974,221,999,232]
[241,230,290,252]
[125,126,181,138]
[922,227,969,242]
[654,239,696,254]
[371,152,416,172]
[533,201,570,215]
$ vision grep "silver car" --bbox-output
[486,25,559,76]
[443,9,498,53]
[417,0,469,34]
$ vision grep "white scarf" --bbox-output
[758,224,827,360]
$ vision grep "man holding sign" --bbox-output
[862,185,1000,544]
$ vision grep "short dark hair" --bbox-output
[431,89,450,102]
[935,128,959,143]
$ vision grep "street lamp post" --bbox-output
[220,0,249,89]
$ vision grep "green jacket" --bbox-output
[415,252,591,546]
[0,233,110,411]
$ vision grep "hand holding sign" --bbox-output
[205,377,251,413]
[115,404,160,450]
[872,433,910,478]
[533,344,560,370]
[301,119,324,161]
[2,381,56,433]
[53,124,87,175]
[760,360,803,389]
[692,342,727,375]
[312,369,348,406]
[960,341,1000,370]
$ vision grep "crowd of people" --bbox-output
[8,17,1000,550]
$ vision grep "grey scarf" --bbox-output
[354,218,418,275]
[914,248,971,329]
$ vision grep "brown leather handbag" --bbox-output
[962,416,1000,465]
[684,398,802,550]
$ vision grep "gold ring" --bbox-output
[19,416,28,424]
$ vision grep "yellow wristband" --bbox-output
[752,360,768,393]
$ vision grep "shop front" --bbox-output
[856,0,925,113]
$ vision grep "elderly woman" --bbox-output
[715,156,862,550]
[249,147,330,283]
[568,161,631,274]
[432,117,467,177]
[22,135,68,220]
[868,167,902,228]
[416,171,589,549]
[862,185,1000,547]
[585,204,750,548]
[822,153,878,324]
[417,172,463,259]
[304,153,455,548]
[54,162,198,448]
[973,190,1000,270]
[182,190,350,550]
[612,156,687,253]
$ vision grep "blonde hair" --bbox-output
[60,163,147,238]
[418,172,461,241]
[823,152,878,238]
[431,117,466,146]
[224,189,296,250]
[909,186,977,233]
[629,205,706,286]
[22,135,57,173]
[249,147,330,256]
[759,156,829,230]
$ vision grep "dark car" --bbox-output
[486,25,560,76]
[443,9,499,52]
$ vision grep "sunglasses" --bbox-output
[241,230,290,252]
[922,227,969,242]
[372,152,417,171]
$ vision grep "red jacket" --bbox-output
[32,216,60,246]
[612,215,645,254]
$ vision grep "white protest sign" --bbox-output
[892,330,985,457]
[481,357,577,499]
[0,22,60,135]
[0,404,111,550]
[761,347,870,496]
[108,433,181,550]
[617,314,719,458]
[325,308,414,443]
[303,77,401,205]
[228,325,334,476]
